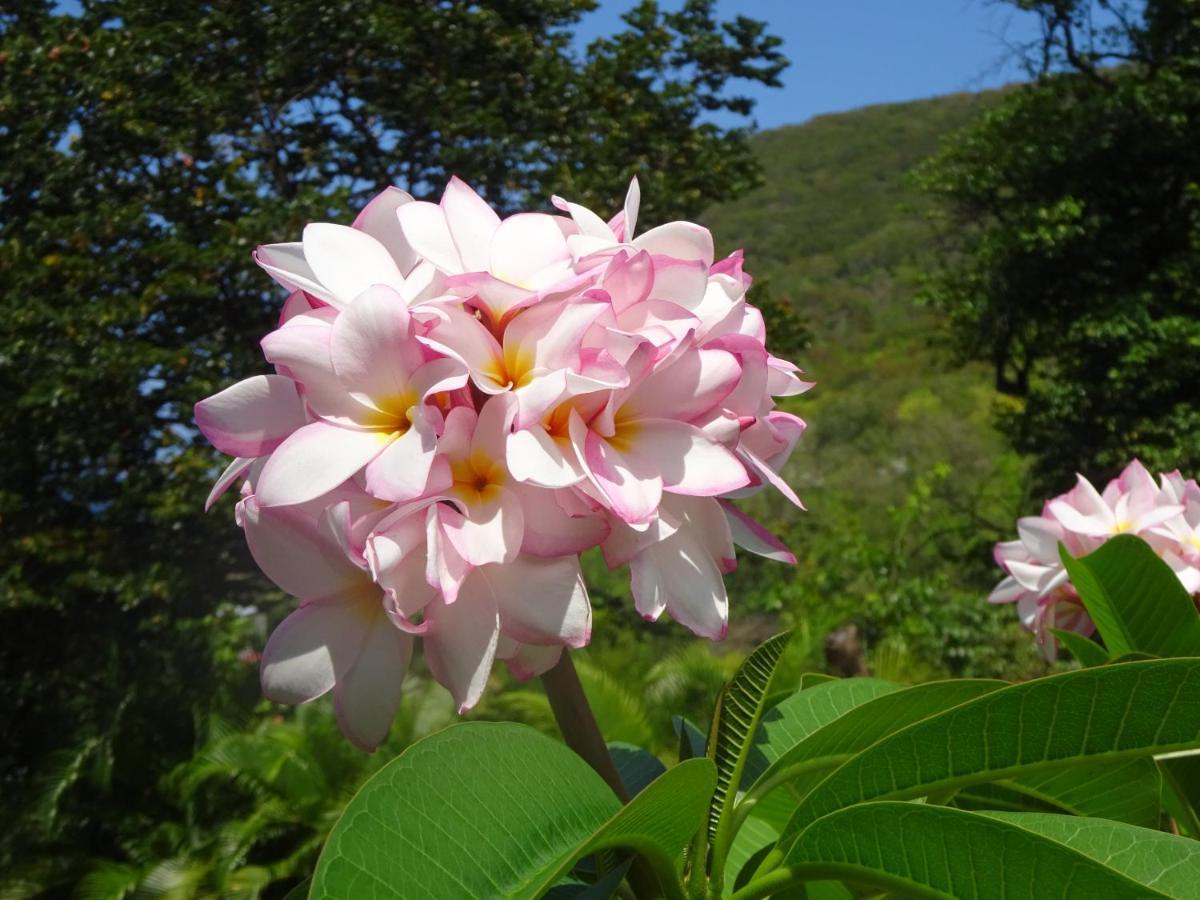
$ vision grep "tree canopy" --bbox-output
[918,0,1200,493]
[0,0,785,858]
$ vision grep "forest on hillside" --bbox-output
[4,1,1200,897]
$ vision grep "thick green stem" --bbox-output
[543,652,673,899]
[542,651,630,803]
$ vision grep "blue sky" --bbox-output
[575,1,1043,129]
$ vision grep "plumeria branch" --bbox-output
[541,651,630,803]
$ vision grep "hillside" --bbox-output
[690,90,1043,677]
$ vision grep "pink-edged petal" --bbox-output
[766,357,815,397]
[469,392,517,465]
[1016,516,1066,564]
[333,609,413,751]
[424,572,500,712]
[206,456,254,511]
[442,176,501,272]
[601,250,654,314]
[720,501,795,565]
[507,426,584,488]
[489,213,573,290]
[329,285,421,403]
[352,186,418,275]
[504,298,610,373]
[600,509,682,568]
[447,272,538,325]
[626,348,741,422]
[739,446,805,509]
[425,504,472,604]
[552,194,616,240]
[631,530,728,640]
[400,260,449,305]
[256,421,389,507]
[254,243,337,305]
[633,419,749,496]
[363,412,438,502]
[648,256,709,307]
[240,497,365,600]
[513,482,609,557]
[195,374,306,458]
[511,371,568,430]
[397,200,463,273]
[503,641,563,681]
[279,289,321,325]
[571,411,662,525]
[443,485,524,566]
[420,304,507,392]
[988,574,1028,605]
[623,176,641,241]
[261,317,372,423]
[483,555,591,648]
[1047,499,1112,537]
[302,223,406,306]
[260,595,375,704]
[633,221,714,266]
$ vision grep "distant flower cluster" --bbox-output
[990,460,1200,658]
[195,177,809,749]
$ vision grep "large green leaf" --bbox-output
[1003,758,1163,827]
[755,803,1171,900]
[311,723,714,900]
[1161,753,1200,838]
[745,679,1004,808]
[1050,627,1110,667]
[607,743,666,798]
[701,631,790,886]
[1061,534,1200,658]
[983,812,1200,898]
[743,677,899,786]
[780,658,1200,842]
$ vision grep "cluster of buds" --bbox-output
[991,460,1200,658]
[196,177,808,749]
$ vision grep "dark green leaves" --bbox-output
[780,658,1200,841]
[701,632,790,887]
[1061,534,1200,659]
[778,803,1172,899]
[310,723,713,900]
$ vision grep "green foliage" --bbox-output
[309,722,715,900]
[0,0,784,877]
[773,803,1183,900]
[917,0,1200,492]
[299,626,1200,898]
[1061,534,1200,659]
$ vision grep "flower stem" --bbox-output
[542,651,630,803]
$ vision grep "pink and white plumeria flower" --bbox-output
[991,459,1196,659]
[196,175,810,749]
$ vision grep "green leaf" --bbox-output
[672,716,707,760]
[607,743,666,798]
[1002,758,1162,827]
[780,658,1200,843]
[764,803,1170,900]
[281,879,310,900]
[1050,627,1110,666]
[1160,753,1200,839]
[1060,534,1200,658]
[703,632,791,886]
[982,812,1200,898]
[311,723,715,900]
[954,759,1163,828]
[746,679,1004,806]
[311,723,619,899]
[743,677,899,786]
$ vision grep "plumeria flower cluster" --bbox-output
[195,177,810,749]
[990,459,1200,659]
